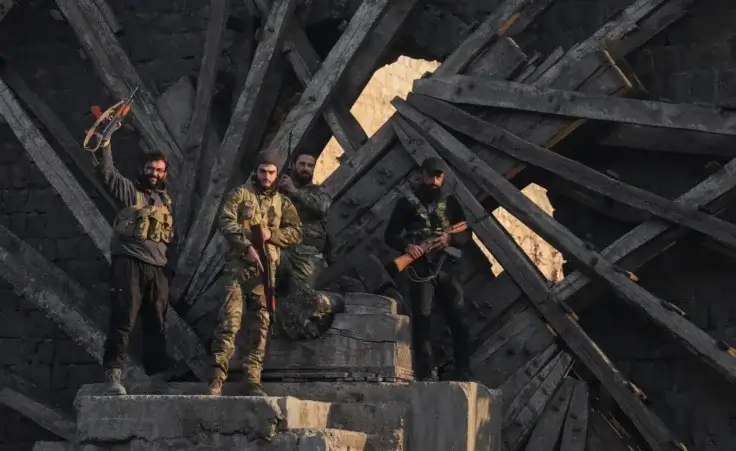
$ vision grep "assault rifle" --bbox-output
[250,223,276,333]
[83,86,139,152]
[388,221,468,274]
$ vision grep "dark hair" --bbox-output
[142,151,168,169]
[292,151,316,164]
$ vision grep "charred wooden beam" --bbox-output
[395,98,736,385]
[90,0,121,34]
[54,0,184,173]
[524,377,576,451]
[391,117,684,451]
[406,95,736,250]
[0,61,116,211]
[252,0,367,154]
[173,0,296,303]
[0,76,112,260]
[601,123,736,157]
[559,379,589,451]
[264,0,399,163]
[182,0,230,213]
[0,367,76,442]
[415,76,736,136]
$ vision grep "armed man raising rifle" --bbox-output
[276,151,333,293]
[92,136,174,396]
[384,157,474,382]
[208,150,302,396]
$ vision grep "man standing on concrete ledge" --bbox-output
[384,157,474,382]
[277,151,333,295]
[93,138,175,396]
[209,150,302,396]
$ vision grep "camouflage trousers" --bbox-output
[277,245,325,294]
[210,260,274,383]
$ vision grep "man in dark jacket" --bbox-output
[94,139,174,395]
[384,157,473,381]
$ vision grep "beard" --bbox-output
[293,170,313,185]
[138,173,164,190]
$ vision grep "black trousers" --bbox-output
[103,255,169,375]
[409,268,470,379]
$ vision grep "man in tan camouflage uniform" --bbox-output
[277,151,332,294]
[208,151,302,396]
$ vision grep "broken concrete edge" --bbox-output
[75,381,502,451]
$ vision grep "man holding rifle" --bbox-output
[384,157,473,381]
[208,150,302,396]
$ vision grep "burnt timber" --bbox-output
[1,0,736,449]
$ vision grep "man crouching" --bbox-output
[208,151,302,396]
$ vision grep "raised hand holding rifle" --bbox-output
[390,221,468,274]
[83,86,139,152]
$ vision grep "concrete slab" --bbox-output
[82,381,502,451]
[33,442,77,451]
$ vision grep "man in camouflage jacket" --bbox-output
[208,150,302,396]
[277,151,333,294]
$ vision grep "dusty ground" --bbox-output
[316,56,563,282]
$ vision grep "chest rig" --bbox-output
[404,191,450,244]
[113,191,173,243]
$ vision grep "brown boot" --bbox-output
[207,369,226,396]
[243,365,267,397]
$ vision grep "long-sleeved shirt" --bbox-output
[218,182,302,267]
[384,188,470,254]
[287,182,332,252]
[95,145,173,267]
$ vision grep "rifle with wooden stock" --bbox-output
[249,223,276,333]
[389,221,468,273]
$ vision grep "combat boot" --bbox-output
[104,368,127,395]
[207,369,226,396]
[243,365,267,397]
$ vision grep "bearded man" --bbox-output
[276,151,333,294]
[94,139,175,395]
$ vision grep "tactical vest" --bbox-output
[113,191,173,244]
[404,192,450,244]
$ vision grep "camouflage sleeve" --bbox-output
[291,185,332,218]
[218,186,261,253]
[269,195,303,248]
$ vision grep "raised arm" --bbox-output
[291,185,332,218]
[384,197,411,252]
[218,186,261,253]
[269,196,303,248]
[446,196,471,247]
[94,144,138,206]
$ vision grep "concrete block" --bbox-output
[128,381,502,451]
[32,442,77,451]
[261,312,413,382]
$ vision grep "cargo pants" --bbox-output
[277,244,325,294]
[210,259,273,383]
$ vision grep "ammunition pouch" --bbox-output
[113,194,173,243]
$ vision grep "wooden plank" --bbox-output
[91,0,121,33]
[504,353,573,450]
[182,0,230,199]
[601,123,736,157]
[498,344,559,414]
[465,36,527,80]
[173,0,296,303]
[406,94,736,250]
[519,47,564,83]
[433,0,533,77]
[0,76,112,261]
[253,0,368,154]
[559,380,589,451]
[416,75,736,136]
[54,0,184,173]
[524,377,575,451]
[0,367,76,442]
[471,308,541,369]
[0,61,116,211]
[264,0,398,162]
[396,99,736,386]
[391,116,684,451]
